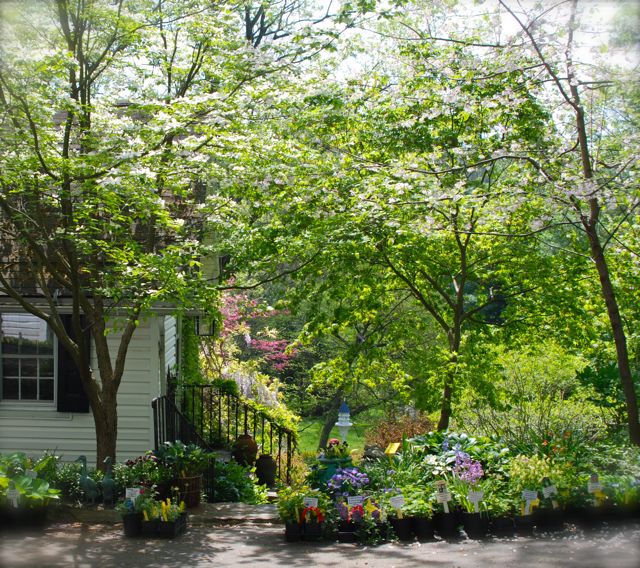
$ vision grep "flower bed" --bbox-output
[278,432,640,544]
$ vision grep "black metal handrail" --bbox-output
[151,395,217,500]
[174,383,296,485]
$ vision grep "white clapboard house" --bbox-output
[0,307,179,463]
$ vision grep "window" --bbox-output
[0,313,55,403]
[0,312,89,412]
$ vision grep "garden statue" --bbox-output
[75,455,99,505]
[102,457,116,507]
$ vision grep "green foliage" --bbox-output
[209,460,267,504]
[276,486,329,523]
[153,441,215,477]
[410,431,511,476]
[402,483,435,517]
[0,452,61,508]
[117,454,174,488]
[180,317,203,385]
[456,343,609,454]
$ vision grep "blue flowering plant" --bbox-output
[327,467,370,497]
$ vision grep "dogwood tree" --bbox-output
[0,0,340,465]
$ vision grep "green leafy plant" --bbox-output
[277,486,307,524]
[210,460,267,504]
[402,484,435,518]
[153,441,215,478]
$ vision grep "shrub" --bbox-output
[364,413,434,449]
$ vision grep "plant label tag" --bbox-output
[522,489,538,501]
[303,497,318,508]
[125,488,141,500]
[435,480,447,492]
[26,470,38,479]
[436,491,452,503]
[385,443,400,455]
[390,495,405,509]
[542,485,557,498]
[468,490,484,503]
[468,490,484,513]
[347,495,363,507]
[6,488,19,508]
[588,473,602,494]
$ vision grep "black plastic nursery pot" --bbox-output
[462,512,488,540]
[122,512,143,537]
[412,516,435,541]
[434,512,461,539]
[337,520,358,542]
[284,522,303,542]
[514,514,534,536]
[141,519,159,538]
[535,508,564,532]
[0,506,49,532]
[302,521,323,541]
[489,515,515,537]
[389,517,414,541]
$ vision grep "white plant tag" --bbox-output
[435,481,451,512]
[587,482,602,493]
[468,490,484,513]
[522,489,537,516]
[7,488,20,508]
[25,470,38,479]
[347,495,363,507]
[390,495,405,509]
[125,487,142,500]
[542,485,557,498]
[303,496,318,508]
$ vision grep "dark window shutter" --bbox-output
[57,315,90,413]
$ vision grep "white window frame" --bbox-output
[0,313,57,410]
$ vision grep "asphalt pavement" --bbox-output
[1,521,640,568]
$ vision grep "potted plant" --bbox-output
[301,505,324,541]
[157,497,187,538]
[153,441,214,508]
[449,454,488,540]
[276,486,306,541]
[483,488,515,537]
[0,452,60,530]
[115,491,148,537]
[122,453,174,497]
[403,485,434,541]
[317,439,353,484]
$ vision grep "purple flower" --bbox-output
[454,454,484,484]
[442,437,449,452]
[336,501,348,521]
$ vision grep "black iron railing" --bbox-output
[176,383,296,485]
[152,376,296,486]
[151,395,217,500]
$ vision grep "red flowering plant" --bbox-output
[349,504,365,524]
[301,505,325,524]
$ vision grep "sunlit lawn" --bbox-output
[296,416,369,454]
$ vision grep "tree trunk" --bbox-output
[437,381,453,431]
[318,395,343,450]
[584,218,640,445]
[93,394,118,471]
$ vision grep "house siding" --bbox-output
[0,317,163,465]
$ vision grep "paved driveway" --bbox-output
[1,522,639,568]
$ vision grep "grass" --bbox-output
[296,416,369,454]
